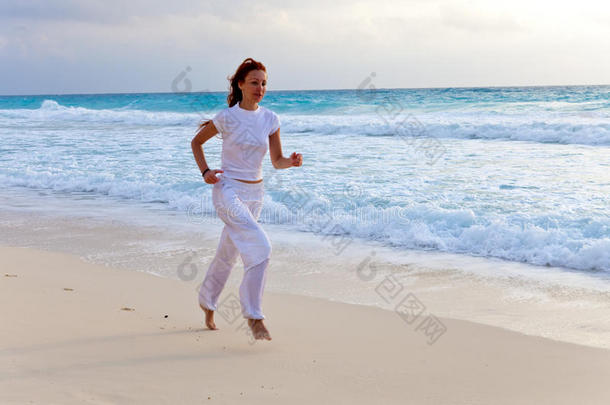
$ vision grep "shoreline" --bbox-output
[1,190,609,350]
[2,245,610,404]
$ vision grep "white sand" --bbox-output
[1,245,609,404]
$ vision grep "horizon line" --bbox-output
[1,82,608,97]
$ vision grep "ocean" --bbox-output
[1,85,609,272]
[2,85,609,348]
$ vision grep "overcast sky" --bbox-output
[1,0,609,95]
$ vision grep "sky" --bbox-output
[0,0,609,95]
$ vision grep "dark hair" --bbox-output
[198,57,267,131]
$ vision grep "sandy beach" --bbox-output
[2,244,609,404]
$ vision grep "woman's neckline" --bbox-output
[237,101,260,113]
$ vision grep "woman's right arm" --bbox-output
[191,121,223,184]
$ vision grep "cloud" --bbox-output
[0,0,608,94]
[0,0,231,24]
[439,3,523,33]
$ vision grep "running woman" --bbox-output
[191,57,303,340]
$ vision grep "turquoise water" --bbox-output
[0,86,609,274]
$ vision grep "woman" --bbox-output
[191,58,303,341]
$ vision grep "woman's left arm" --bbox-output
[269,128,303,169]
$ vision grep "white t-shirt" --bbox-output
[212,103,281,181]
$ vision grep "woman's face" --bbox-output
[239,70,267,103]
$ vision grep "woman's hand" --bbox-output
[203,169,224,184]
[290,152,303,167]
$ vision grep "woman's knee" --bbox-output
[215,252,239,268]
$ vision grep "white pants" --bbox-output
[198,175,271,320]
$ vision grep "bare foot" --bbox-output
[199,304,218,330]
[247,319,272,340]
